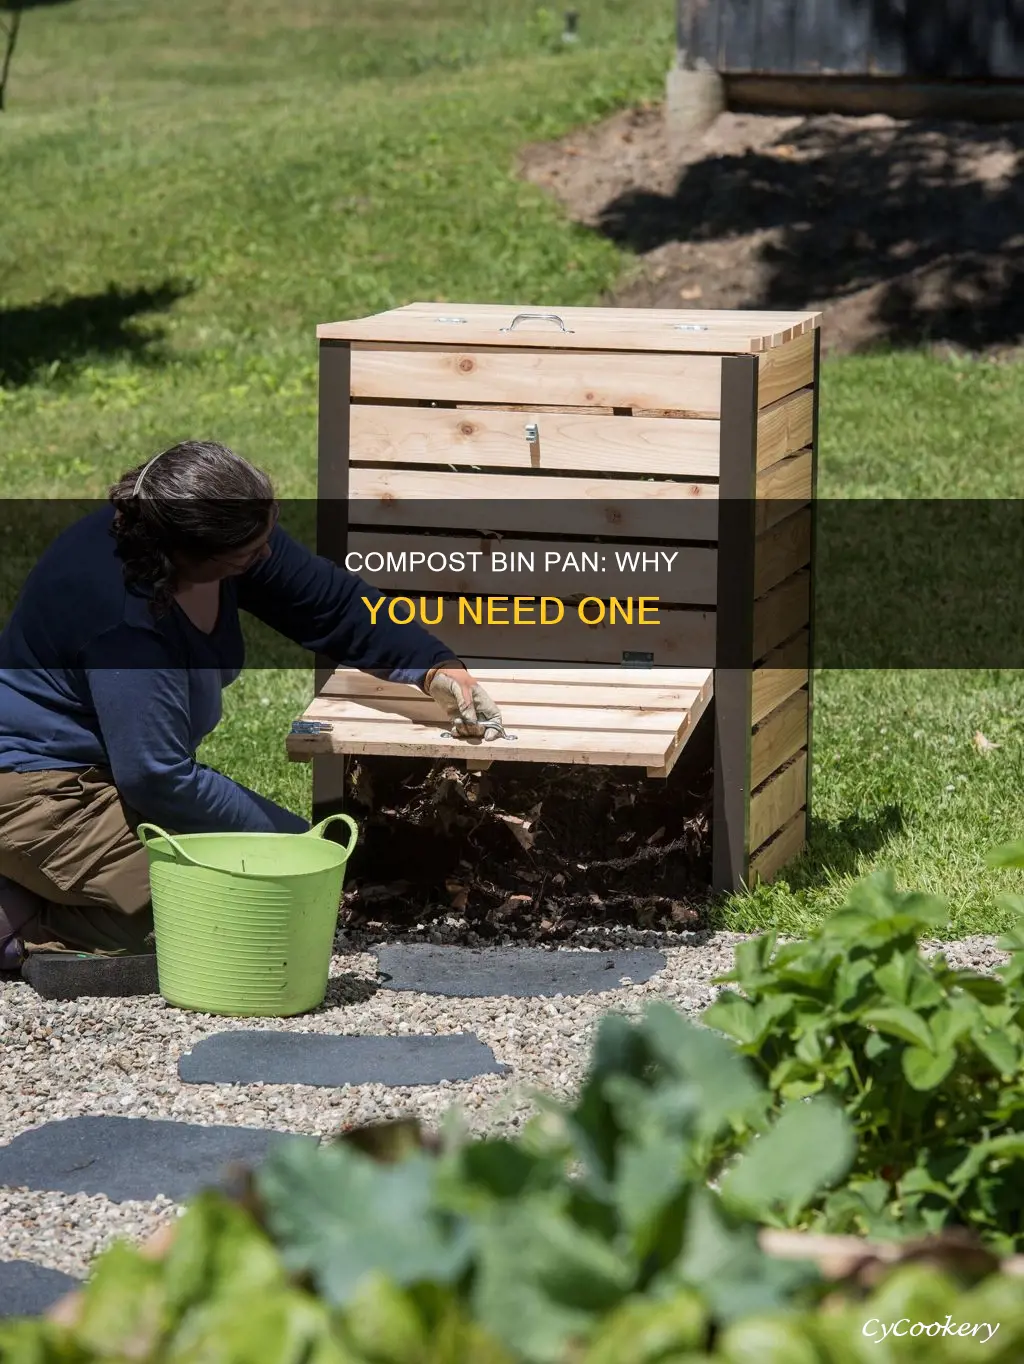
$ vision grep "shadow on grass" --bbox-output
[0,281,193,386]
[788,804,908,891]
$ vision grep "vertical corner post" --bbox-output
[712,355,759,894]
[312,339,352,823]
[804,326,822,826]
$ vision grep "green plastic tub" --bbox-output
[137,814,359,1017]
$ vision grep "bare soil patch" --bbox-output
[519,103,1024,355]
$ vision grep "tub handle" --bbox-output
[309,812,359,858]
[136,823,204,867]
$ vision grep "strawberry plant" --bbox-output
[704,872,1024,1250]
[0,1007,852,1364]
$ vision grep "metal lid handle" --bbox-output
[500,312,574,334]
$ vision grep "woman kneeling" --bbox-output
[0,441,500,963]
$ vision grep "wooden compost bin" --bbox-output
[288,304,821,892]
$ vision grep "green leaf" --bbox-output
[581,1291,706,1364]
[899,1165,954,1200]
[905,968,945,1010]
[642,1004,764,1135]
[845,1176,891,1213]
[986,840,1024,869]
[948,1132,1024,1193]
[874,953,913,1004]
[717,1315,821,1364]
[74,1241,167,1357]
[166,1287,348,1364]
[793,1029,823,1065]
[831,872,946,932]
[718,933,777,989]
[701,993,760,1046]
[674,1190,817,1325]
[953,972,1006,1005]
[862,1005,934,1050]
[975,1027,1021,1076]
[927,1006,974,1054]
[863,1030,891,1060]
[448,1139,553,1205]
[162,1193,284,1317]
[720,1098,854,1221]
[0,1318,84,1362]
[471,1198,633,1364]
[337,1274,429,1364]
[612,1132,687,1246]
[832,955,875,1008]
[257,1141,472,1308]
[779,1077,825,1101]
[901,1046,956,1090]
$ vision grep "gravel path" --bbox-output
[0,931,1009,1282]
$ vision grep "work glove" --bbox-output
[425,663,504,739]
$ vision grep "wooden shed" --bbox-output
[674,0,1024,122]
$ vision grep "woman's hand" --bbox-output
[424,663,504,739]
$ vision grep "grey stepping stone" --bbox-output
[0,1116,308,1204]
[21,953,159,1000]
[0,1260,80,1318]
[179,1031,509,1087]
[376,945,666,998]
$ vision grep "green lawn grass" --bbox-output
[3,1,1023,935]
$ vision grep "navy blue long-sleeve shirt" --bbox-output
[0,507,457,834]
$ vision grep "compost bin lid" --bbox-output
[317,302,822,354]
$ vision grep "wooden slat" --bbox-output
[757,389,814,471]
[750,751,809,851]
[288,719,671,766]
[646,669,715,777]
[345,533,718,605]
[791,0,823,73]
[350,346,724,414]
[323,670,708,710]
[427,606,716,667]
[757,332,815,408]
[754,508,812,598]
[751,629,809,725]
[307,694,695,737]
[291,667,713,775]
[751,688,809,790]
[755,449,812,532]
[322,303,822,354]
[720,0,759,70]
[459,662,713,688]
[753,571,810,662]
[350,403,721,478]
[348,468,718,541]
[757,0,799,71]
[749,809,808,886]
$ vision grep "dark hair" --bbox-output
[109,440,276,614]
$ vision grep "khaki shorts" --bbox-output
[0,767,155,955]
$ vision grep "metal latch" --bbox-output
[290,720,334,735]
